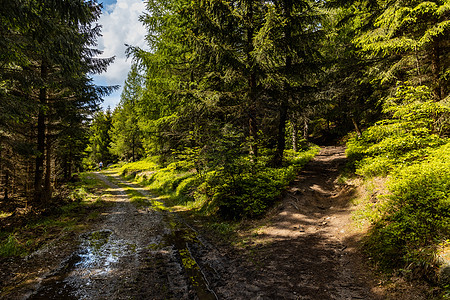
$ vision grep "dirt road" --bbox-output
[19,172,221,299]
[2,147,404,299]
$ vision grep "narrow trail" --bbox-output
[24,172,219,299]
[226,146,382,299]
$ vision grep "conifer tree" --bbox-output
[355,0,449,100]
[110,65,144,162]
[88,109,115,166]
[254,0,323,164]
[0,0,115,204]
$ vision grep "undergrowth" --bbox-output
[0,173,109,258]
[118,146,319,220]
[346,84,450,292]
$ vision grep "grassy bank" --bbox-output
[0,174,110,258]
[346,85,450,296]
[113,146,319,221]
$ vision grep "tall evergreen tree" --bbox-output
[254,0,323,164]
[355,0,449,100]
[0,0,116,205]
[88,109,115,166]
[110,65,144,162]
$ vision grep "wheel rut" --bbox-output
[23,172,223,299]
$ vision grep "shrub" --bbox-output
[0,234,27,257]
[119,146,318,220]
[209,168,286,219]
[347,84,450,178]
[202,147,319,220]
[348,84,450,282]
[364,143,450,277]
[119,157,158,176]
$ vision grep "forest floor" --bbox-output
[0,146,432,299]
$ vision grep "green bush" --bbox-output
[142,168,195,195]
[202,147,319,220]
[347,85,450,177]
[0,234,27,257]
[175,176,200,202]
[364,143,450,276]
[119,146,318,220]
[119,157,158,176]
[161,136,318,219]
[210,168,286,219]
[347,84,450,282]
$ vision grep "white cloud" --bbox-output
[93,0,147,109]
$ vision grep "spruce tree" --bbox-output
[0,0,116,205]
[110,65,144,162]
[355,0,449,100]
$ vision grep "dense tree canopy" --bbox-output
[114,0,447,169]
[103,0,448,281]
[0,0,115,205]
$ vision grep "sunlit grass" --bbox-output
[0,173,111,258]
[0,211,13,219]
[0,233,29,257]
[117,157,159,177]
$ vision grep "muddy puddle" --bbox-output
[28,225,218,300]
[29,229,136,299]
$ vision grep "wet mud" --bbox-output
[20,173,225,300]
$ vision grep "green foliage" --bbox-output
[364,142,450,277]
[347,84,450,177]
[0,173,109,258]
[0,234,28,257]
[207,164,290,219]
[191,146,317,219]
[354,0,449,98]
[86,109,116,167]
[1,0,116,204]
[348,84,450,282]
[118,157,159,177]
[110,65,144,162]
[118,146,318,220]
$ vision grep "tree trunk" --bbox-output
[246,2,258,161]
[4,171,8,201]
[248,72,258,160]
[431,40,442,100]
[132,131,136,162]
[68,145,73,179]
[303,118,309,140]
[292,122,298,152]
[34,108,45,203]
[274,96,289,165]
[63,154,69,181]
[44,132,52,202]
[352,117,362,137]
[273,0,292,166]
[34,61,47,204]
[0,147,3,200]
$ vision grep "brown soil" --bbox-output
[0,147,432,299]
[212,146,431,299]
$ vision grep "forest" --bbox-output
[1,0,449,295]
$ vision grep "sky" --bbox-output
[93,0,147,110]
